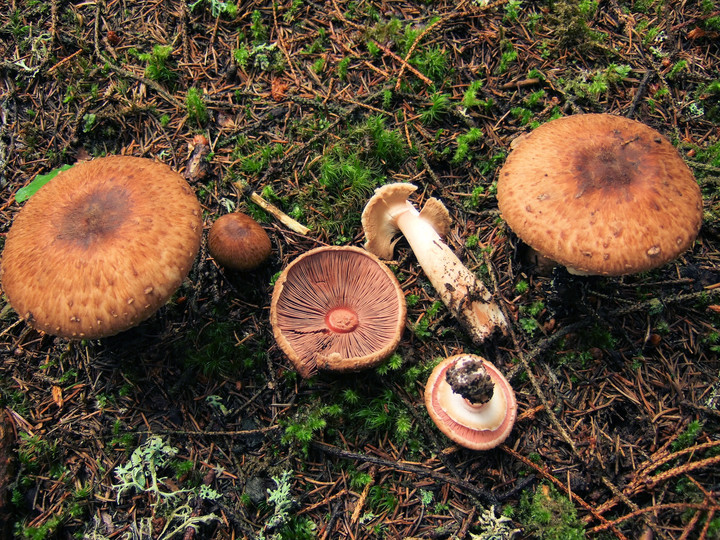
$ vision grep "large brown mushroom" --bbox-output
[270,246,406,378]
[0,156,203,339]
[424,354,516,450]
[497,114,703,276]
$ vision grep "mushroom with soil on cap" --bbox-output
[0,156,203,339]
[270,246,406,378]
[361,183,507,344]
[208,212,272,271]
[424,354,517,450]
[497,113,703,276]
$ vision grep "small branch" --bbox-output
[368,40,434,89]
[393,17,444,91]
[311,440,499,506]
[247,191,310,235]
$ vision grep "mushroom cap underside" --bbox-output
[0,156,203,339]
[497,114,703,276]
[270,246,406,378]
[362,183,452,260]
[362,183,419,260]
[424,354,517,450]
[208,212,272,271]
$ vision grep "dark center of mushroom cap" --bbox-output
[325,306,359,333]
[58,185,131,249]
[221,218,253,240]
[445,356,495,405]
[573,133,649,199]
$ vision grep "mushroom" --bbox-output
[361,183,507,344]
[208,212,272,271]
[424,354,516,450]
[0,156,203,339]
[497,114,703,276]
[270,246,406,378]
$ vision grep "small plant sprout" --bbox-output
[219,197,236,212]
[189,0,238,18]
[137,44,177,85]
[362,183,508,344]
[186,87,209,127]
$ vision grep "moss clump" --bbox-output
[518,484,586,539]
[550,0,598,50]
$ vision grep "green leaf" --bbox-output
[15,164,73,203]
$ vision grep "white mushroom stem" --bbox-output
[362,183,507,343]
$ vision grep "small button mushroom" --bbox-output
[208,212,272,271]
[497,114,703,276]
[361,183,507,344]
[270,246,406,378]
[424,354,517,450]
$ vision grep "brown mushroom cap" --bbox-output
[208,212,272,271]
[0,156,203,339]
[497,114,703,276]
[270,246,406,378]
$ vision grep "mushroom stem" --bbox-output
[445,355,495,405]
[363,183,506,343]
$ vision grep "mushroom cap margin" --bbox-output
[361,183,419,260]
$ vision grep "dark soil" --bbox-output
[1,0,719,539]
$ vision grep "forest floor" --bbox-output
[1,0,720,538]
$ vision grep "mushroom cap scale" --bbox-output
[0,156,203,339]
[208,212,272,271]
[424,354,517,450]
[270,246,406,378]
[497,114,703,276]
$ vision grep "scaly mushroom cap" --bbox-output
[497,114,703,276]
[208,212,272,271]
[0,156,203,339]
[424,354,517,450]
[270,246,406,378]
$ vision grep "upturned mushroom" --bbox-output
[362,183,507,344]
[424,354,517,450]
[270,246,406,378]
[0,156,203,339]
[497,114,703,276]
[208,212,272,271]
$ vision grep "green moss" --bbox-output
[518,484,586,539]
[137,44,177,85]
[186,87,209,127]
